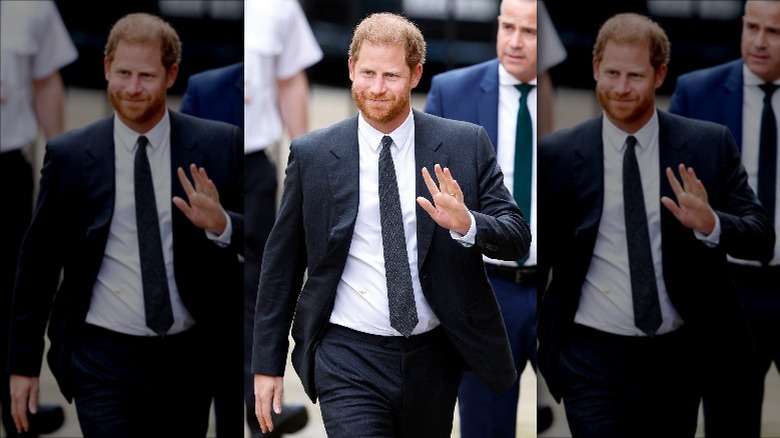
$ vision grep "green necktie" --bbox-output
[514,83,535,265]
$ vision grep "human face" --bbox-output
[593,41,666,133]
[104,41,178,133]
[741,0,780,82]
[349,41,422,133]
[496,0,537,83]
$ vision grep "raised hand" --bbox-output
[416,164,470,235]
[173,164,227,234]
[661,163,716,234]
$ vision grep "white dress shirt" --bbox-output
[86,111,196,336]
[574,111,687,336]
[737,65,780,265]
[330,110,440,336]
[488,64,537,268]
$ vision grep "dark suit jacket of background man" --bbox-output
[424,59,502,150]
[8,111,244,400]
[252,110,531,400]
[180,62,244,130]
[537,110,775,400]
[668,59,744,147]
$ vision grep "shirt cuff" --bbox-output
[694,209,721,247]
[206,210,232,247]
[450,211,476,247]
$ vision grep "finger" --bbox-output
[449,179,463,203]
[177,167,195,196]
[677,163,694,193]
[434,164,447,193]
[665,167,683,197]
[172,196,194,218]
[11,394,28,433]
[190,164,205,193]
[273,386,283,415]
[416,196,438,217]
[661,196,682,218]
[421,167,439,197]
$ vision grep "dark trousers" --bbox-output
[560,324,700,438]
[241,150,277,437]
[458,273,536,438]
[314,324,463,438]
[0,150,34,437]
[71,325,212,438]
[701,263,778,438]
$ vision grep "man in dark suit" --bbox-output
[668,2,780,435]
[537,12,774,437]
[423,1,539,436]
[251,12,530,438]
[180,62,308,438]
[7,13,243,437]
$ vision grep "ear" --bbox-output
[104,58,111,81]
[654,63,668,90]
[165,64,179,90]
[348,57,355,82]
[592,57,600,82]
[410,63,423,89]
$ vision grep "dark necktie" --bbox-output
[515,83,535,265]
[623,135,662,336]
[378,135,418,337]
[134,135,173,336]
[758,82,778,224]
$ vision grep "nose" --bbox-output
[614,75,630,94]
[369,76,386,95]
[126,75,142,94]
[509,30,525,49]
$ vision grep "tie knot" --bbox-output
[137,135,149,151]
[625,135,638,149]
[760,82,779,99]
[381,135,394,151]
[515,83,535,99]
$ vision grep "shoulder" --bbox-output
[430,59,497,88]
[415,110,484,134]
[187,62,243,86]
[658,110,729,134]
[541,116,601,147]
[676,59,742,86]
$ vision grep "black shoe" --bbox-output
[263,404,308,437]
[537,404,553,434]
[8,404,65,437]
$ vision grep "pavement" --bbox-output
[2,85,778,437]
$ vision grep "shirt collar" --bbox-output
[743,63,780,87]
[602,108,659,153]
[498,62,537,87]
[358,109,415,153]
[114,109,170,153]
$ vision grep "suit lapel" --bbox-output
[327,116,361,245]
[413,111,449,267]
[169,112,204,201]
[83,117,117,236]
[658,111,694,202]
[477,60,500,150]
[721,62,744,149]
[572,118,604,239]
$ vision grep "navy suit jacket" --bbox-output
[537,110,775,400]
[180,62,244,130]
[668,59,744,148]
[424,59,501,150]
[9,111,244,400]
[251,110,531,400]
